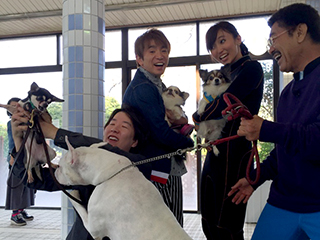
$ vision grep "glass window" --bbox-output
[128,24,197,60]
[104,68,122,122]
[163,66,198,211]
[0,36,57,68]
[200,16,271,56]
[59,35,63,65]
[257,59,274,162]
[281,72,294,90]
[105,30,122,62]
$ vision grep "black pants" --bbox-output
[200,150,249,240]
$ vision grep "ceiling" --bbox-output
[0,0,310,38]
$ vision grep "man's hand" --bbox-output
[11,106,30,150]
[237,115,264,141]
[166,109,188,125]
[228,178,254,204]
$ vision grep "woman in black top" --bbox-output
[11,106,151,240]
[193,21,264,240]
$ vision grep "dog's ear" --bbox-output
[51,95,64,103]
[181,92,189,101]
[199,69,208,82]
[30,82,39,92]
[65,136,79,166]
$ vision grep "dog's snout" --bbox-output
[214,78,221,84]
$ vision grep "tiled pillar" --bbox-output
[61,0,105,238]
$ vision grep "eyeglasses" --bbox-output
[266,29,291,50]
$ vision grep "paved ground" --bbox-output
[0,208,255,240]
[0,208,60,240]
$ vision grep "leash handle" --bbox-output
[215,93,261,185]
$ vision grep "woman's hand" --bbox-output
[228,178,254,204]
[39,111,58,140]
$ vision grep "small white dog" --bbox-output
[55,136,192,240]
[162,85,189,127]
[197,69,231,155]
[162,86,194,136]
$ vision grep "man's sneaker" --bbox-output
[20,210,34,221]
[11,214,27,226]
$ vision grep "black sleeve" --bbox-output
[54,128,102,149]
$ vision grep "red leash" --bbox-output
[209,93,260,185]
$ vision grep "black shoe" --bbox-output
[11,214,27,226]
[20,210,34,221]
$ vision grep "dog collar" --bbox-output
[204,92,215,103]
[28,97,36,110]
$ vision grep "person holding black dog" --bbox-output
[5,97,35,226]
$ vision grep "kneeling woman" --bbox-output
[10,106,151,240]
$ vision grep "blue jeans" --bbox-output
[252,203,320,240]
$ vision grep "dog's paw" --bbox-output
[213,146,220,156]
[27,170,34,183]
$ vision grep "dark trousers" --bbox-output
[200,151,248,240]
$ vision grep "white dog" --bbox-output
[55,136,192,240]
[197,69,231,155]
[162,86,194,136]
[162,85,189,127]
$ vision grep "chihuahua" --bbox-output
[197,69,231,155]
[0,82,64,183]
[162,86,194,136]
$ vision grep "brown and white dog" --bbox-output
[162,86,194,136]
[0,82,64,183]
[197,69,231,155]
[162,85,189,127]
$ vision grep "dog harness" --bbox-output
[203,92,216,103]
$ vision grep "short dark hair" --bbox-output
[205,21,249,56]
[268,3,320,43]
[134,28,171,65]
[7,97,21,117]
[104,105,149,150]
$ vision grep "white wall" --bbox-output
[245,181,271,223]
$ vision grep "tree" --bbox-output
[105,96,120,123]
[258,61,275,161]
[0,123,9,160]
[47,102,63,127]
[259,62,274,120]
